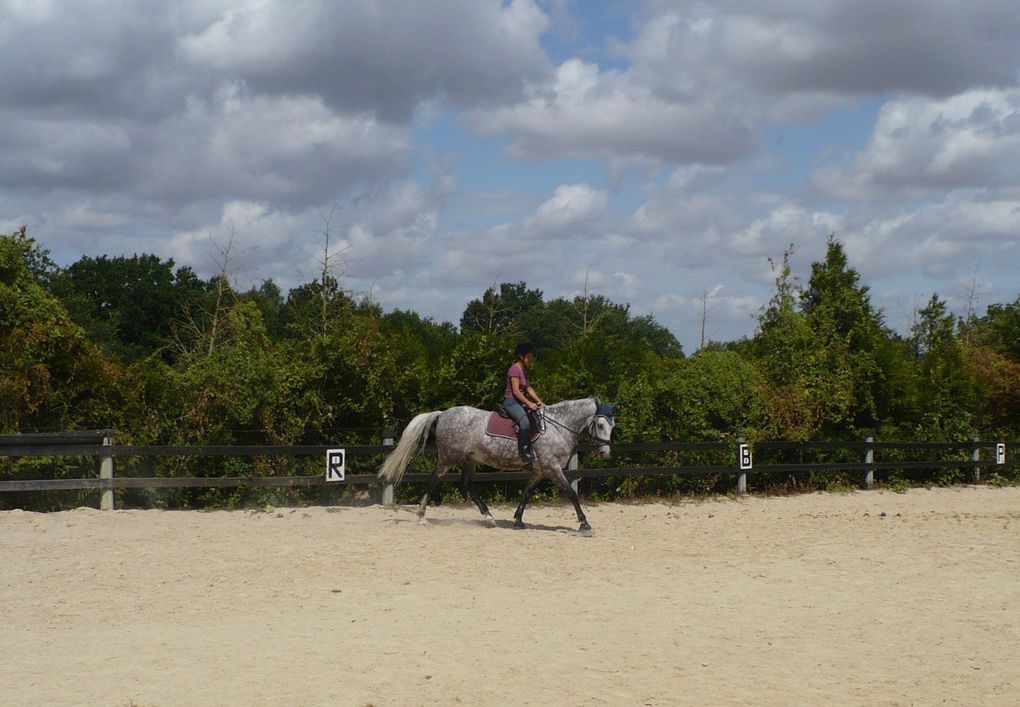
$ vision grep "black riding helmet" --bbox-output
[515,341,536,359]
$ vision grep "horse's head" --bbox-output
[591,400,617,459]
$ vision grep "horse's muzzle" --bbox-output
[597,445,611,459]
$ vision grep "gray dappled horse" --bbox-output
[378,397,616,534]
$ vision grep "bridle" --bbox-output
[587,415,615,446]
[540,408,615,446]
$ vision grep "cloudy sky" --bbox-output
[3,0,1020,351]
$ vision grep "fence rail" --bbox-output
[1,431,1016,508]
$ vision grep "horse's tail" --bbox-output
[377,411,442,486]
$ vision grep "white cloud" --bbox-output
[650,286,762,346]
[336,184,441,280]
[163,200,308,280]
[622,1,1020,100]
[463,0,1020,168]
[523,183,608,238]
[840,194,1020,281]
[0,215,29,234]
[613,271,638,298]
[2,0,1020,356]
[0,0,59,22]
[145,87,410,207]
[419,183,614,288]
[630,192,736,246]
[0,116,136,190]
[148,179,444,289]
[468,58,756,164]
[179,0,551,121]
[731,204,840,265]
[814,89,1020,200]
[50,203,132,232]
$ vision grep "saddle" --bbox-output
[485,408,545,441]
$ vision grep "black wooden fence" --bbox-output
[1,430,1016,510]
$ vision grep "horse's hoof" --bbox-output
[578,522,592,536]
[513,518,525,530]
[417,517,429,527]
[483,515,497,528]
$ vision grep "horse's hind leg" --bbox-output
[550,467,591,535]
[460,461,496,527]
[417,461,450,525]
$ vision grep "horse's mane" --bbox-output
[545,396,596,413]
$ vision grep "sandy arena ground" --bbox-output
[2,486,1019,706]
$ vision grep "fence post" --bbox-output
[568,451,579,494]
[100,434,114,511]
[736,437,747,495]
[971,437,980,483]
[381,431,395,505]
[864,436,874,490]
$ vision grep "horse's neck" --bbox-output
[549,398,594,430]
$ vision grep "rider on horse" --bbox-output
[502,341,546,465]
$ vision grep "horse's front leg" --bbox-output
[550,467,591,535]
[512,468,543,530]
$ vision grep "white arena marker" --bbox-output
[326,449,346,482]
[739,443,753,471]
[996,443,1006,465]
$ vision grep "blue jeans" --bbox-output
[501,398,534,462]
[501,398,531,436]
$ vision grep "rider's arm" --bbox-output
[511,377,540,410]
[527,385,545,408]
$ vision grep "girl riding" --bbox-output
[502,342,546,464]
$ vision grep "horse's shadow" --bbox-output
[385,513,580,534]
[492,519,581,534]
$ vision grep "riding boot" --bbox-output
[516,428,536,465]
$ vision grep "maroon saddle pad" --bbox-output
[485,410,544,441]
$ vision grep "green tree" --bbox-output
[963,296,1020,436]
[544,295,682,357]
[629,350,766,443]
[799,236,887,434]
[460,282,544,338]
[381,309,458,362]
[49,253,209,361]
[751,247,820,439]
[871,333,922,436]
[279,276,354,339]
[6,226,59,283]
[910,294,975,437]
[974,296,1020,360]
[241,279,286,340]
[124,300,329,507]
[0,231,123,433]
[378,309,459,415]
[433,332,511,409]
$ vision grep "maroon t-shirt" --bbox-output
[504,362,528,400]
